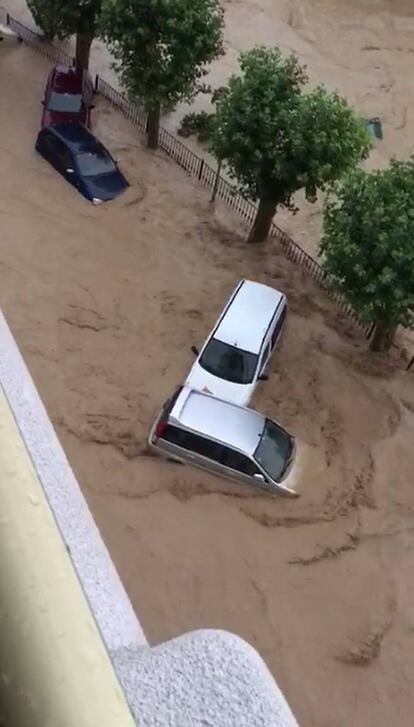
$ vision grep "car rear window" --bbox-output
[254,420,293,482]
[76,150,116,177]
[47,92,83,113]
[199,338,258,385]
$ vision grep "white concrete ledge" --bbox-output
[112,630,299,727]
[0,311,147,654]
[0,310,299,727]
[0,362,136,726]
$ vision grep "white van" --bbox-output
[186,280,287,406]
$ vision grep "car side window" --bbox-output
[46,135,66,162]
[43,133,62,161]
[54,137,67,159]
[62,147,74,169]
[219,447,260,476]
[41,131,54,149]
[162,425,192,448]
[163,426,221,460]
[162,426,262,477]
[189,434,222,460]
[260,342,271,371]
[271,305,287,349]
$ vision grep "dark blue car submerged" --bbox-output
[35,121,129,204]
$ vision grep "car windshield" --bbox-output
[199,338,258,385]
[76,150,116,177]
[254,419,293,482]
[47,92,82,113]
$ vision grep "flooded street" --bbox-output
[2,3,414,726]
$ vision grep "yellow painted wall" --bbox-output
[0,386,137,727]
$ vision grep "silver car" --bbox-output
[149,386,302,497]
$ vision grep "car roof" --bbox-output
[51,64,83,94]
[49,122,100,152]
[170,386,265,455]
[214,280,285,355]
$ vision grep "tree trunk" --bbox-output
[247,197,277,243]
[369,320,397,352]
[42,28,56,42]
[147,105,161,149]
[75,31,94,72]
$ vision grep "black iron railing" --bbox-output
[5,13,74,66]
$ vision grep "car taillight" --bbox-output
[155,419,167,439]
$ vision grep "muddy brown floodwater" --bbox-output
[5,0,414,258]
[2,2,414,726]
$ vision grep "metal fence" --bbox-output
[2,10,375,338]
[5,12,75,66]
[96,75,148,131]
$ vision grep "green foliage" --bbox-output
[177,85,228,141]
[26,0,67,39]
[211,46,372,210]
[320,159,414,331]
[99,0,224,112]
[27,0,101,39]
[178,111,215,142]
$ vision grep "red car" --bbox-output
[41,64,95,129]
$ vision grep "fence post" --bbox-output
[94,73,99,93]
[198,158,204,181]
[366,322,375,340]
[6,12,10,24]
[211,158,222,203]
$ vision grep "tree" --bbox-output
[26,0,63,40]
[100,0,224,149]
[320,160,414,352]
[70,0,101,71]
[210,46,372,243]
[27,0,101,70]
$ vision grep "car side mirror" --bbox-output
[66,168,74,174]
[254,473,265,482]
[41,100,45,106]
[258,374,269,381]
[191,345,199,356]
